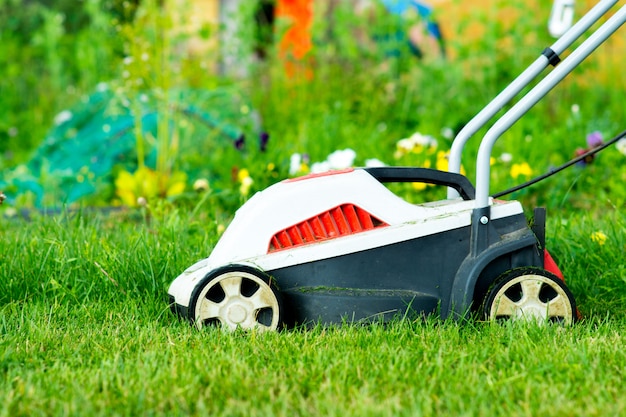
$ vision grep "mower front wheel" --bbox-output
[483,268,577,325]
[191,268,282,331]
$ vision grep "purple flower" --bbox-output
[575,131,603,166]
[586,131,603,148]
[234,134,245,150]
[259,132,269,152]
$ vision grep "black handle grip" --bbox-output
[363,167,476,200]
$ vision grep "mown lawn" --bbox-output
[1,209,624,416]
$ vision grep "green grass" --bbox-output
[4,302,626,416]
[2,1,626,415]
[1,209,625,416]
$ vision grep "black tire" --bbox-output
[189,266,282,331]
[483,268,577,325]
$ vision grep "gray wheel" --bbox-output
[483,268,576,325]
[192,269,281,331]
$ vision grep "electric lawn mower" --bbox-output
[168,0,626,331]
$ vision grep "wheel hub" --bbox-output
[226,303,248,324]
[516,303,546,321]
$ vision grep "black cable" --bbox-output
[492,128,626,198]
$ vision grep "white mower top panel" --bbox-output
[168,169,524,307]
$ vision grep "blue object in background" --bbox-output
[379,0,446,58]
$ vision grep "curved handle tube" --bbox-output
[474,5,626,208]
[447,0,619,199]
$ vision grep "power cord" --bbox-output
[492,128,626,198]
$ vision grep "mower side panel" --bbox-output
[281,289,439,325]
[267,224,472,325]
[267,212,534,326]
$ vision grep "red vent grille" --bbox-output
[268,204,388,253]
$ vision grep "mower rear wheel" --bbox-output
[483,268,576,325]
[192,268,281,331]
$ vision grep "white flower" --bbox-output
[311,161,331,174]
[571,104,580,114]
[123,56,133,65]
[54,110,73,126]
[193,178,210,192]
[365,158,386,167]
[327,148,356,169]
[289,153,302,176]
[397,137,415,152]
[96,82,108,92]
[409,132,437,148]
[440,127,455,140]
[240,176,253,196]
[616,138,626,156]
[499,152,513,163]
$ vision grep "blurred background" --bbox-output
[0,0,624,213]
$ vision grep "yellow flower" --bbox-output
[238,168,254,196]
[436,151,448,171]
[412,182,427,191]
[237,168,251,183]
[590,231,607,245]
[510,162,533,179]
[115,167,187,207]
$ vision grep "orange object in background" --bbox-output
[276,0,314,78]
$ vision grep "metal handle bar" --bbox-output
[474,4,626,208]
[447,0,620,199]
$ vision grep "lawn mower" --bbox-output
[168,0,626,331]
